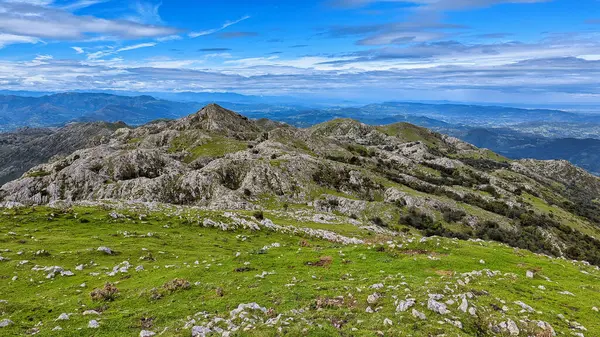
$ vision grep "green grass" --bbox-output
[0,206,599,336]
[168,133,248,163]
[377,123,442,148]
[25,170,51,178]
[184,138,247,162]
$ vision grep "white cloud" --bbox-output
[189,15,250,38]
[0,33,39,48]
[127,1,163,25]
[0,2,177,41]
[156,35,182,42]
[61,0,108,11]
[71,46,84,54]
[87,42,157,59]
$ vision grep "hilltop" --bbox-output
[0,104,599,336]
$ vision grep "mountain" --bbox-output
[0,121,126,185]
[452,128,600,175]
[2,104,600,336]
[3,104,600,263]
[0,93,202,131]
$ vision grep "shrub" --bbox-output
[253,211,264,220]
[163,278,191,293]
[91,283,119,301]
[441,207,466,223]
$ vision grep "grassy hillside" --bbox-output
[0,205,598,336]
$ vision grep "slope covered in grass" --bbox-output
[0,205,598,336]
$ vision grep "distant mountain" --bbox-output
[0,93,202,131]
[453,128,600,175]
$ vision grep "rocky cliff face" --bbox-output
[2,104,600,263]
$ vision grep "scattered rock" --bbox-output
[396,299,415,312]
[56,313,69,321]
[514,300,535,313]
[0,319,13,328]
[458,298,468,313]
[412,309,426,320]
[427,297,449,315]
[88,320,100,328]
[506,319,519,336]
[83,310,101,316]
[367,293,380,305]
[97,246,113,255]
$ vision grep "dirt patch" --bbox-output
[306,256,333,267]
[434,270,454,277]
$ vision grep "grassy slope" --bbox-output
[0,206,599,336]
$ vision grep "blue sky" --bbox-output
[0,0,600,104]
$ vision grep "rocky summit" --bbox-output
[1,104,600,336]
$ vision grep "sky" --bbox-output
[0,0,600,104]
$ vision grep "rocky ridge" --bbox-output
[2,104,600,264]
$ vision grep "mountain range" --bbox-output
[2,92,600,178]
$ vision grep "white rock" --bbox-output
[514,301,535,313]
[367,293,380,304]
[83,310,101,316]
[428,298,449,315]
[0,319,13,328]
[506,319,519,336]
[56,313,69,321]
[468,307,477,316]
[383,318,393,326]
[412,309,426,320]
[536,321,556,336]
[396,299,415,312]
[52,326,62,331]
[458,298,468,313]
[559,290,575,296]
[97,246,113,255]
[192,326,212,337]
[526,270,534,278]
[88,320,100,328]
[140,330,156,337]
